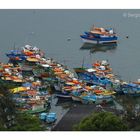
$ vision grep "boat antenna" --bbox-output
[112,27,115,33]
[13,42,16,50]
[90,24,94,31]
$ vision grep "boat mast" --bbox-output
[82,56,85,68]
[90,24,94,31]
[13,42,16,50]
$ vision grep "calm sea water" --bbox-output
[0,9,139,81]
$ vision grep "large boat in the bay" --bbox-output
[80,26,118,44]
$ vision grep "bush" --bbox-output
[9,113,43,131]
[74,112,128,131]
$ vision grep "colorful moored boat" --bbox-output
[80,26,118,44]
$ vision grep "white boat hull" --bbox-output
[71,95,81,102]
[56,94,72,99]
[82,38,117,44]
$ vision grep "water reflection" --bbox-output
[80,43,117,53]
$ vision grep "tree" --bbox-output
[9,113,43,131]
[0,81,44,131]
[118,95,140,130]
[73,112,128,131]
[0,81,16,129]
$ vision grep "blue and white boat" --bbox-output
[94,95,113,104]
[71,89,85,102]
[121,83,140,96]
[81,94,113,104]
[6,50,27,62]
[80,26,118,44]
[71,90,113,104]
[55,91,72,99]
[76,71,112,88]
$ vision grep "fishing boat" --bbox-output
[71,89,113,104]
[133,79,140,85]
[75,69,112,88]
[6,50,27,62]
[74,60,117,90]
[121,83,140,96]
[55,82,76,99]
[71,89,85,102]
[80,26,118,44]
[55,90,72,99]
[26,57,39,62]
[94,95,113,104]
[81,94,113,104]
[71,90,91,104]
[80,94,96,104]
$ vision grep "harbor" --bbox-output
[0,43,140,130]
[0,10,140,131]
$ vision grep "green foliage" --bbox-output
[0,82,16,130]
[73,112,128,131]
[8,113,43,131]
[0,81,43,131]
[0,122,6,131]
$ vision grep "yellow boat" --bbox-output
[97,90,116,96]
[1,77,12,81]
[27,57,39,62]
[10,87,29,93]
[13,79,23,83]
